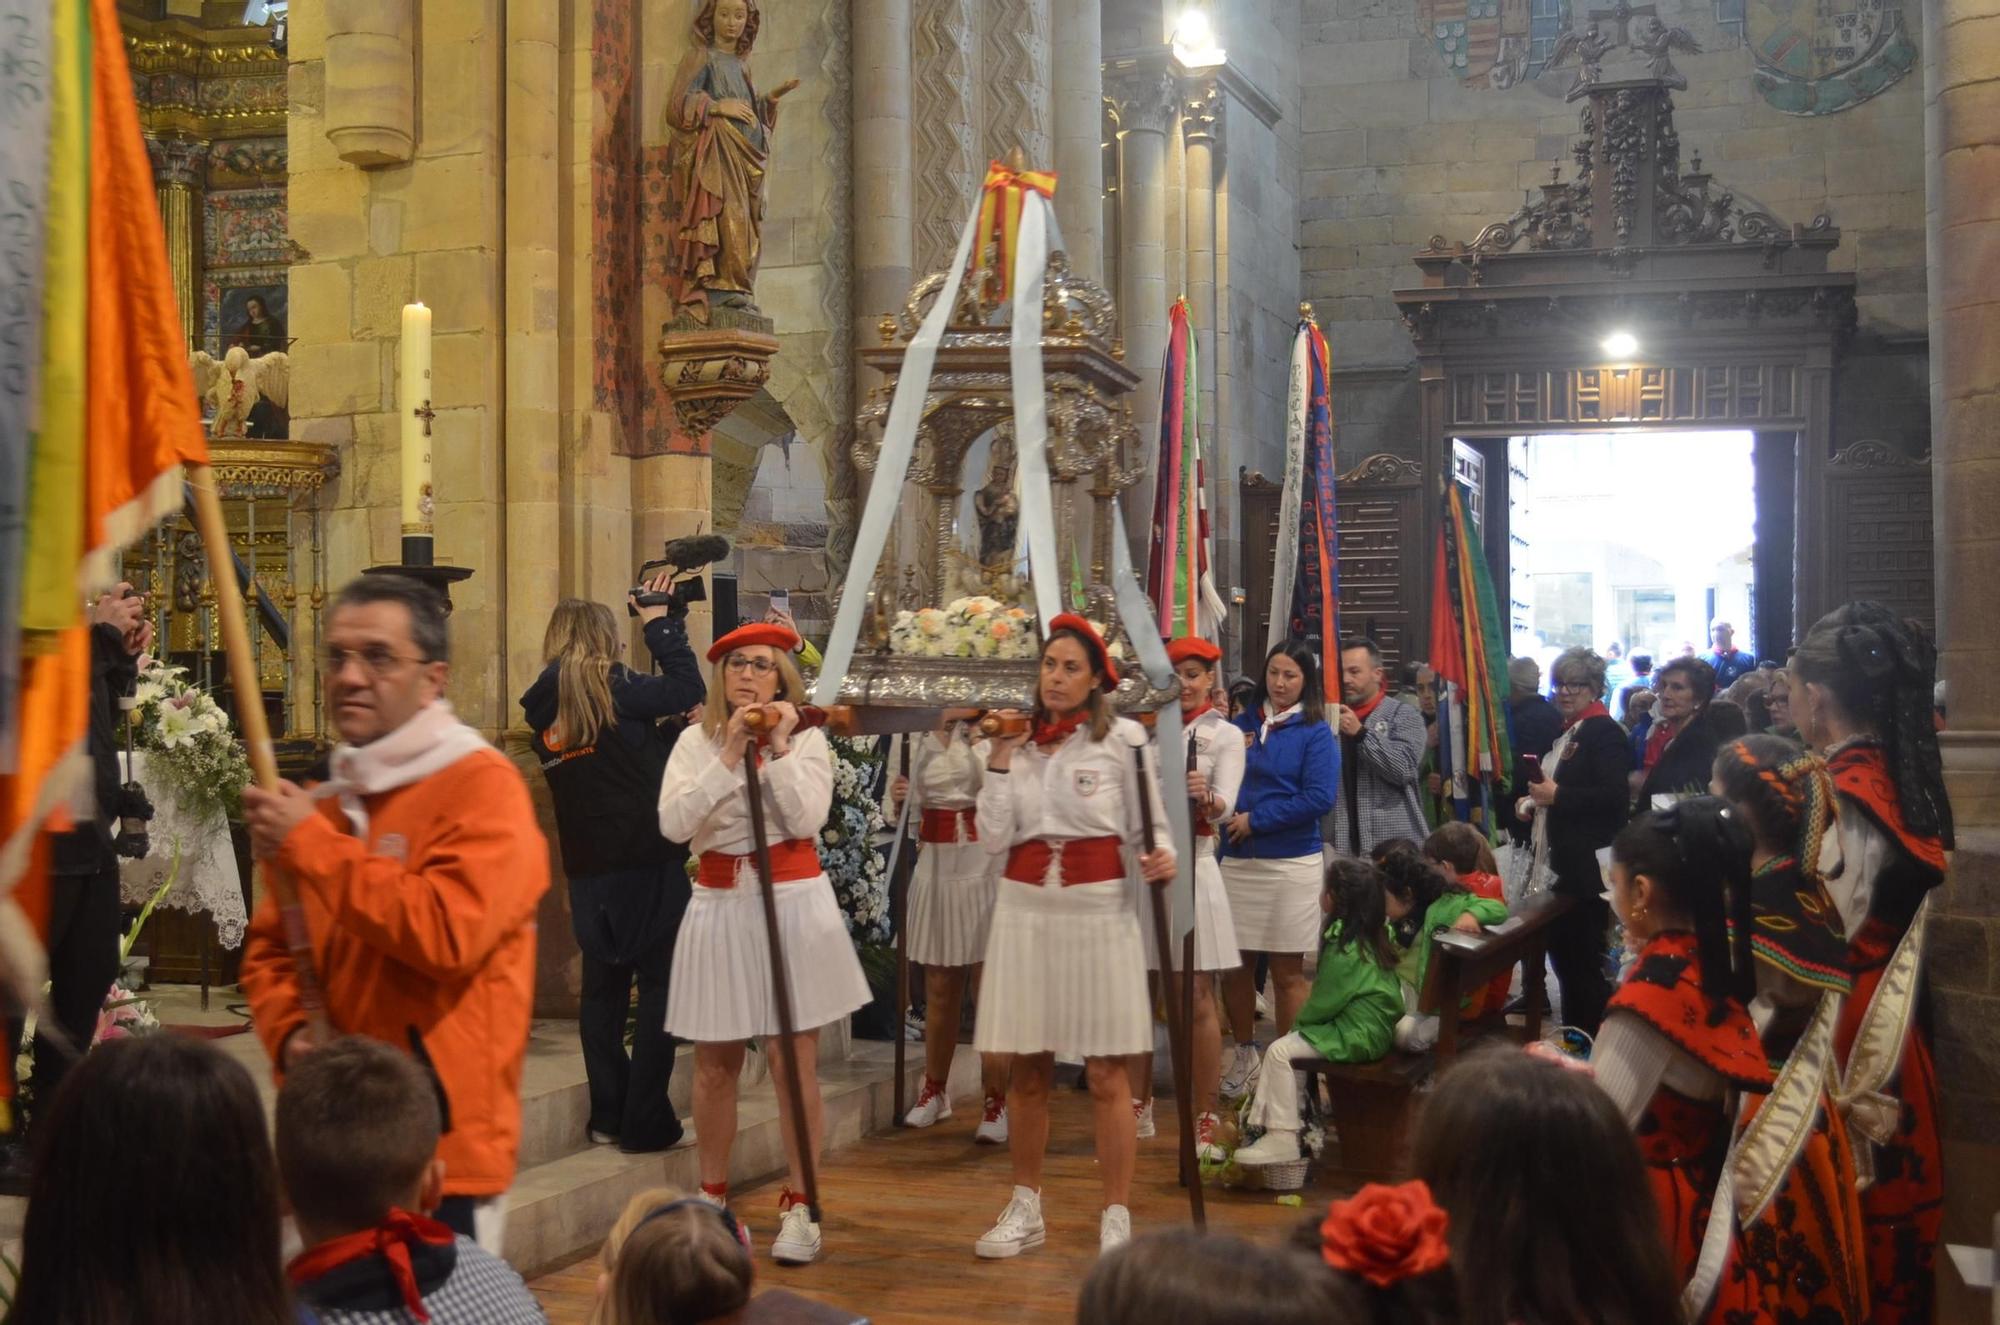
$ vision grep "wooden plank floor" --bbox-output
[529,1091,1327,1324]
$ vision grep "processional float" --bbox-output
[748,154,1207,1225]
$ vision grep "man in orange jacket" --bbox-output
[240,574,550,1253]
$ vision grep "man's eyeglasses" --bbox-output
[320,645,429,677]
[723,654,778,676]
[1554,680,1596,694]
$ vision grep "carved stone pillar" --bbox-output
[1050,0,1104,279]
[146,136,207,347]
[853,0,914,429]
[1923,0,2000,1158]
[1182,75,1222,645]
[983,0,1052,166]
[324,0,416,166]
[1106,63,1177,559]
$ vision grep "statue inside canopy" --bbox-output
[663,0,799,324]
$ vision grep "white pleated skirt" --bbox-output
[974,877,1152,1059]
[665,874,872,1042]
[907,840,996,967]
[1138,850,1242,973]
[1221,853,1324,956]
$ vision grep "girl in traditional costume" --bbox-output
[1792,604,1952,1325]
[971,615,1175,1260]
[1596,799,1771,1322]
[656,623,870,1268]
[886,722,1009,1141]
[1712,734,1870,1323]
[1128,637,1243,1159]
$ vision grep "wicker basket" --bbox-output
[1239,1155,1311,1191]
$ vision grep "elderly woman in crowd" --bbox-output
[1632,656,1725,809]
[1514,646,1633,1039]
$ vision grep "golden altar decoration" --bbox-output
[835,239,1176,714]
[118,439,340,746]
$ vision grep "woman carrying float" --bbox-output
[887,722,1011,1142]
[656,622,870,1269]
[1128,637,1243,1161]
[970,615,1176,1261]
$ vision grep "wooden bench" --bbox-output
[1292,890,1579,1182]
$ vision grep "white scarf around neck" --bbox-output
[315,700,491,838]
[1259,702,1302,746]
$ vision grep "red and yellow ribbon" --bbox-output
[976,160,1058,301]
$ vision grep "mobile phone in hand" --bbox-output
[1523,753,1546,784]
[769,589,790,616]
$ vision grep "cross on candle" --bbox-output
[413,400,435,436]
[400,302,434,535]
[1586,0,1656,45]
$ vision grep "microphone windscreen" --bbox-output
[661,533,731,568]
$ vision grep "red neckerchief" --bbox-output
[1350,692,1386,723]
[1179,702,1215,727]
[1606,932,1772,1092]
[1826,742,1947,877]
[1032,710,1087,748]
[1562,700,1609,731]
[1642,715,1679,770]
[288,1209,456,1324]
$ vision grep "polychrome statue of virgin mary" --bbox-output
[663,0,799,324]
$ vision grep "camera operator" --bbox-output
[18,586,152,1135]
[519,571,705,1153]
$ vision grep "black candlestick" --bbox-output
[368,533,473,612]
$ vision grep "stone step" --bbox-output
[502,1037,967,1279]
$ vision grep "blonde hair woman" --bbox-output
[590,1187,753,1325]
[521,574,705,1155]
[656,622,869,1268]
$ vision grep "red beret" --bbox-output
[1167,636,1222,667]
[707,622,800,664]
[1046,613,1120,690]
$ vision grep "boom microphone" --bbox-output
[658,533,731,572]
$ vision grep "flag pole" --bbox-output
[186,464,334,1044]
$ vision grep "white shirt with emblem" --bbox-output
[977,716,1175,860]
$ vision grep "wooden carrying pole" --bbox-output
[1180,738,1200,1187]
[186,464,334,1044]
[891,735,915,1124]
[1132,744,1205,1228]
[742,745,822,1222]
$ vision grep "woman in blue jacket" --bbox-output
[1218,638,1337,1098]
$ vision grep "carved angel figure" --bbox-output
[1544,23,1613,95]
[661,0,801,324]
[190,346,291,440]
[1633,17,1701,90]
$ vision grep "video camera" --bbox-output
[629,533,731,619]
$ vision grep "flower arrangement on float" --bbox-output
[824,737,891,946]
[129,659,252,825]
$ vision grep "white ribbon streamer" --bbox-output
[814,187,987,705]
[1010,196,1062,626]
[1112,504,1195,938]
[1268,325,1309,655]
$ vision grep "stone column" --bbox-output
[1107,64,1177,565]
[1050,0,1104,279]
[852,0,914,437]
[147,137,206,347]
[1923,0,2000,1172]
[983,0,1053,166]
[1182,77,1221,632]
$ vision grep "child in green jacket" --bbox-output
[1230,859,1402,1169]
[1375,841,1508,1053]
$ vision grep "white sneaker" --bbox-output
[975,1094,1009,1144]
[1099,1204,1132,1254]
[1255,989,1272,1020]
[1195,1111,1226,1164]
[1219,1043,1259,1099]
[974,1186,1046,1259]
[587,1128,618,1146]
[1132,1098,1156,1139]
[1231,1127,1301,1166]
[771,1203,821,1265]
[904,1077,952,1128]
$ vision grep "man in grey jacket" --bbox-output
[1327,638,1429,857]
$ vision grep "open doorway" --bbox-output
[1483,430,1763,705]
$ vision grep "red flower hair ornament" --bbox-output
[1319,1180,1452,1288]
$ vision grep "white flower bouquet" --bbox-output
[130,660,252,825]
[886,595,1126,664]
[823,736,891,946]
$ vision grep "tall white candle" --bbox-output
[399,301,433,534]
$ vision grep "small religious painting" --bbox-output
[222,284,288,355]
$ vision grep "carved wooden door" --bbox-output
[1238,471,1282,679]
[1819,442,1934,634]
[1336,456,1425,673]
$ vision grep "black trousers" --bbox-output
[570,858,689,1151]
[31,864,123,1120]
[1546,887,1613,1039]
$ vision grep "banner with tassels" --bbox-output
[1267,311,1339,707]
[1429,483,1513,823]
[1146,299,1226,642]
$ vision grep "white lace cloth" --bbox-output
[116,751,248,949]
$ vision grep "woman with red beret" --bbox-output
[971,615,1176,1261]
[1129,636,1242,1161]
[656,622,869,1269]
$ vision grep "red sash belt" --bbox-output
[697,839,820,889]
[1194,818,1215,838]
[1003,835,1125,886]
[919,806,978,844]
